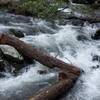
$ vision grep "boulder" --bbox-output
[91,29,100,40]
[76,35,89,42]
[0,45,24,63]
[9,29,24,38]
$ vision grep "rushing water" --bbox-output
[0,11,100,100]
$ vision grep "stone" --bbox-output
[91,29,100,40]
[9,29,24,38]
[37,70,48,75]
[0,45,24,63]
[77,35,88,42]
[91,65,100,70]
[0,60,5,71]
[92,55,100,62]
[71,19,84,26]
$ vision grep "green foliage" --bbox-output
[17,0,68,22]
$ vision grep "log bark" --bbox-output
[30,72,78,100]
[30,79,73,100]
[0,34,81,76]
[0,34,80,100]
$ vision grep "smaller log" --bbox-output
[30,72,78,100]
[59,71,78,81]
[30,79,73,100]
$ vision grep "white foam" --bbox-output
[0,63,56,93]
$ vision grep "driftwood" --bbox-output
[30,79,73,100]
[0,34,80,76]
[30,72,77,100]
[30,71,79,100]
[0,34,81,100]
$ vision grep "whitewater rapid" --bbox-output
[0,11,100,100]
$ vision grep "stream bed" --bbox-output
[0,11,100,100]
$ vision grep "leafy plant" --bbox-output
[16,0,68,22]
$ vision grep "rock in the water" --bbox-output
[0,45,24,63]
[91,29,100,40]
[92,55,100,62]
[37,70,48,75]
[9,29,24,38]
[0,49,5,71]
[0,60,5,71]
[71,19,84,26]
[91,65,100,70]
[77,35,88,42]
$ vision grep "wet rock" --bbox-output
[9,29,24,38]
[91,29,100,40]
[0,60,13,75]
[11,62,27,75]
[70,2,100,23]
[91,65,100,70]
[0,45,34,76]
[37,70,48,75]
[0,45,24,63]
[0,49,5,71]
[71,19,84,26]
[77,35,88,42]
[0,60,5,71]
[92,55,100,62]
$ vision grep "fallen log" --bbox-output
[30,79,73,100]
[0,34,81,76]
[0,34,80,100]
[30,72,75,100]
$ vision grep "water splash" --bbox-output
[0,12,100,100]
